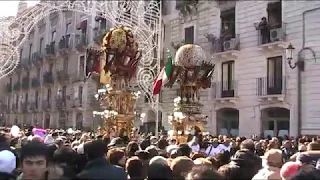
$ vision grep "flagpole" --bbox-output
[155,2,162,137]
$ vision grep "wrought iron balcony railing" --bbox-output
[29,102,38,112]
[256,76,286,96]
[56,70,70,83]
[32,52,44,66]
[21,77,30,90]
[45,42,56,56]
[13,82,20,91]
[211,80,238,99]
[255,22,287,46]
[20,102,28,113]
[75,34,88,51]
[58,34,72,50]
[41,100,51,111]
[93,27,107,44]
[206,34,240,54]
[31,77,40,88]
[43,72,54,85]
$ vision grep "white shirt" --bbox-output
[188,142,200,153]
[205,145,222,156]
[218,144,231,152]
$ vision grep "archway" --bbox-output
[76,112,83,130]
[216,108,239,136]
[261,107,290,137]
[1,1,161,108]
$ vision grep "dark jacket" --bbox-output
[0,172,16,180]
[77,158,127,180]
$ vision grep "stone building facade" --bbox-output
[0,1,112,130]
[142,0,320,137]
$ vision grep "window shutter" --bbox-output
[184,26,194,44]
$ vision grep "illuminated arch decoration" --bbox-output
[0,0,160,109]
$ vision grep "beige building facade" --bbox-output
[138,0,320,137]
[0,1,111,130]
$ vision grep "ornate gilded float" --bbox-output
[93,26,141,138]
[166,44,214,143]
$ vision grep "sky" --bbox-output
[0,1,39,17]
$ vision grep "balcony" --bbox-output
[70,98,83,110]
[211,80,238,104]
[256,76,286,102]
[13,82,20,91]
[89,96,100,109]
[58,35,72,55]
[21,77,30,90]
[175,0,198,17]
[72,71,85,83]
[42,100,51,111]
[75,34,88,51]
[31,77,40,88]
[255,22,287,50]
[31,52,43,66]
[93,27,107,44]
[55,98,68,110]
[6,83,12,93]
[45,42,56,60]
[43,72,54,85]
[56,70,70,84]
[11,104,17,113]
[21,58,31,70]
[206,34,240,60]
[20,102,28,114]
[29,102,38,112]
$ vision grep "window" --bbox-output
[25,93,28,103]
[267,56,282,95]
[184,26,194,44]
[79,56,85,75]
[35,91,39,108]
[66,23,71,35]
[47,88,51,102]
[49,64,53,72]
[221,8,236,39]
[62,86,67,99]
[39,38,44,54]
[221,61,235,97]
[28,44,32,62]
[267,2,282,29]
[78,86,83,104]
[51,31,56,42]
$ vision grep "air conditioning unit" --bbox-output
[270,28,284,42]
[223,38,237,51]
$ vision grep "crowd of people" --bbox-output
[1,125,320,180]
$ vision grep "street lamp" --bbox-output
[286,43,316,71]
[285,43,317,137]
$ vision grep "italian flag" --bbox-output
[152,51,173,95]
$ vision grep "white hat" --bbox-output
[149,156,168,166]
[0,150,16,173]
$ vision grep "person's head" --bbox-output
[149,156,168,166]
[148,163,173,180]
[218,163,243,180]
[187,165,224,180]
[178,143,192,157]
[84,140,107,161]
[240,139,255,152]
[126,141,140,157]
[265,149,283,168]
[126,156,144,180]
[283,140,292,149]
[280,161,301,180]
[146,146,159,159]
[107,148,126,167]
[190,152,205,160]
[193,158,212,168]
[158,139,168,150]
[53,146,78,166]
[20,142,49,180]
[170,156,194,179]
[0,150,16,174]
[206,156,219,169]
